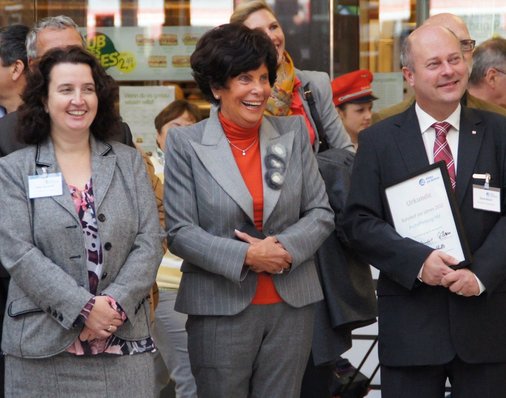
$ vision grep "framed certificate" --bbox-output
[384,161,471,268]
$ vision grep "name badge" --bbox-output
[473,184,501,213]
[28,172,63,198]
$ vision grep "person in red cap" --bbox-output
[332,69,377,148]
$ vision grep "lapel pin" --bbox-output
[472,130,477,135]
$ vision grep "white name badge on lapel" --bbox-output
[473,185,500,212]
[472,173,500,213]
[28,171,63,199]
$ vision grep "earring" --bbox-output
[215,95,220,100]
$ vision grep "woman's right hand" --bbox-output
[236,230,292,274]
[83,296,124,339]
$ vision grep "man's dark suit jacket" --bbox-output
[343,104,506,367]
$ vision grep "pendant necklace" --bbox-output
[227,138,258,156]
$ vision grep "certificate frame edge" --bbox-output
[382,161,472,268]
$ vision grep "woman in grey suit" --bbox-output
[231,2,375,396]
[164,24,334,398]
[230,0,353,153]
[0,47,163,397]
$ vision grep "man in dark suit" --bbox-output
[344,24,506,397]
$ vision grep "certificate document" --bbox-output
[384,162,471,266]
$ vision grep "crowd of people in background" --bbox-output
[0,1,506,397]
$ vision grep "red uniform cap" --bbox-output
[331,69,378,107]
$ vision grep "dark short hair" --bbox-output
[154,99,201,134]
[0,24,29,69]
[190,23,278,105]
[17,46,121,145]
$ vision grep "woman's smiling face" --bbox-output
[213,63,272,128]
[46,62,97,137]
[243,9,285,66]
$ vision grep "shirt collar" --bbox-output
[415,103,461,134]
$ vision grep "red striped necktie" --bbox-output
[432,121,456,190]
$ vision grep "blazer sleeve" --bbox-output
[460,114,506,293]
[274,117,335,268]
[141,150,167,251]
[0,158,92,330]
[164,128,249,283]
[101,149,164,320]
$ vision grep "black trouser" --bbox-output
[300,352,334,398]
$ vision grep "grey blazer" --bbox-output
[0,137,163,358]
[296,69,354,152]
[164,108,334,316]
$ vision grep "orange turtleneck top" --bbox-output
[219,112,282,305]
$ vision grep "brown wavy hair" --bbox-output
[17,46,121,145]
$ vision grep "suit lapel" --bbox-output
[190,109,254,221]
[394,105,430,174]
[261,117,295,225]
[35,139,78,221]
[455,107,484,207]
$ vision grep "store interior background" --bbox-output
[1,0,505,396]
[1,0,505,151]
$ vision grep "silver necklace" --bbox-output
[227,138,258,156]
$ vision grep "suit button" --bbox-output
[101,272,108,280]
[98,214,106,222]
[104,242,112,250]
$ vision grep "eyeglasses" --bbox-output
[460,39,476,52]
[494,67,506,76]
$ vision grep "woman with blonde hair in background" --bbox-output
[230,0,353,154]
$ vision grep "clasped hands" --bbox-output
[421,250,480,297]
[79,295,124,342]
[235,229,292,274]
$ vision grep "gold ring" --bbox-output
[107,325,112,332]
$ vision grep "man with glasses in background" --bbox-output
[372,13,506,123]
[468,37,506,110]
